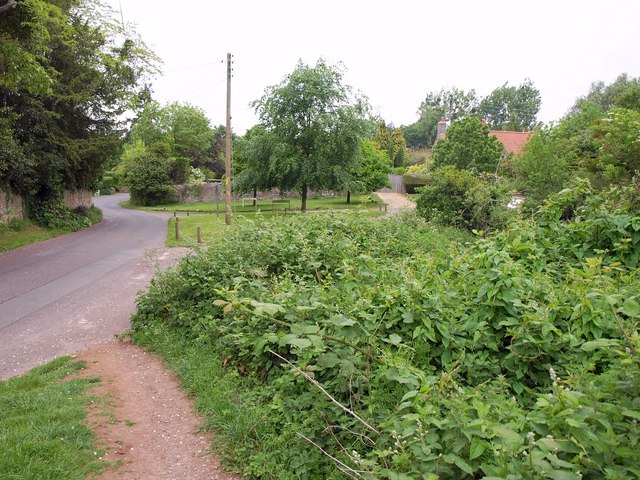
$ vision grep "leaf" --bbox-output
[289,338,312,350]
[252,301,285,316]
[469,436,485,460]
[329,315,356,327]
[386,334,402,346]
[621,298,640,317]
[491,427,522,450]
[580,339,621,351]
[621,408,640,420]
[213,299,228,307]
[316,353,340,368]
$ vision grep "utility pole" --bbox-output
[224,53,233,225]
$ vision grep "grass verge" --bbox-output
[0,207,103,253]
[0,357,105,479]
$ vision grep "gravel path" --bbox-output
[374,191,416,216]
[75,340,239,480]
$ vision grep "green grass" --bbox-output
[0,207,103,253]
[0,357,105,479]
[167,209,386,247]
[0,220,69,253]
[124,194,382,213]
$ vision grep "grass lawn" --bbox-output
[166,209,386,247]
[0,208,103,253]
[0,220,69,253]
[0,357,105,479]
[121,194,387,248]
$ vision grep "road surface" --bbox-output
[0,194,186,380]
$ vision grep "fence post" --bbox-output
[197,226,202,244]
[175,217,180,240]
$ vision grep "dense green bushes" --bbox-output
[132,182,639,479]
[415,165,514,232]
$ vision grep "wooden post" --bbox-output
[224,53,233,225]
[175,217,180,240]
[186,209,190,216]
[197,226,202,244]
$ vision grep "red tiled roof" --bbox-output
[490,130,532,155]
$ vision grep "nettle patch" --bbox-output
[133,181,640,479]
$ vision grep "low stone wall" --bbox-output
[175,182,338,204]
[0,188,24,224]
[63,189,94,210]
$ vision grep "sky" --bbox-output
[105,0,640,134]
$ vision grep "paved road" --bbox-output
[0,194,185,380]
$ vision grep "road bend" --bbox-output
[0,194,186,380]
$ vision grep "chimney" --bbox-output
[435,117,447,143]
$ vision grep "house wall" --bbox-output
[0,188,24,224]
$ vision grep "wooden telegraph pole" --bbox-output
[224,53,232,225]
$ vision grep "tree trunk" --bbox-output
[301,184,308,212]
[346,191,351,204]
[253,186,257,207]
[0,0,17,15]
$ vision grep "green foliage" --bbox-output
[130,180,640,479]
[513,127,573,208]
[590,108,640,182]
[478,79,541,131]
[128,100,218,171]
[0,356,104,479]
[122,141,177,206]
[432,117,504,173]
[351,139,391,193]
[402,87,479,148]
[0,0,158,216]
[251,59,372,210]
[416,165,513,231]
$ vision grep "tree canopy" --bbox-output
[432,117,504,173]
[250,59,371,211]
[0,0,158,222]
[478,79,541,131]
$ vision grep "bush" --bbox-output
[131,183,640,478]
[416,165,513,231]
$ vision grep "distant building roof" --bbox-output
[489,130,533,155]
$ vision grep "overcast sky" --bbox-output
[106,0,640,134]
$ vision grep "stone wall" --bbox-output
[0,188,24,224]
[63,189,94,210]
[175,181,338,204]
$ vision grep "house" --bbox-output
[434,117,532,156]
[489,130,533,156]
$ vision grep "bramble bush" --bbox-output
[132,179,640,479]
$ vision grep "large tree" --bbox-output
[478,79,541,131]
[432,116,503,173]
[251,59,371,211]
[402,87,478,148]
[0,0,157,222]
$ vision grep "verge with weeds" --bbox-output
[131,181,640,479]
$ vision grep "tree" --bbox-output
[415,165,512,231]
[478,79,541,131]
[374,121,408,167]
[121,141,176,206]
[572,73,640,114]
[233,124,279,201]
[342,139,391,202]
[252,59,371,211]
[402,87,478,148]
[0,0,158,222]
[432,117,504,173]
[590,108,640,183]
[513,127,572,207]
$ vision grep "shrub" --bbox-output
[416,165,513,231]
[131,182,640,478]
